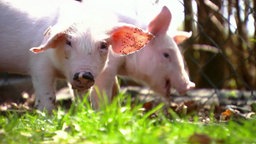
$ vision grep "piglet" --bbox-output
[91,6,195,109]
[0,0,153,112]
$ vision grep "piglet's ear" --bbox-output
[173,31,192,44]
[109,25,154,55]
[148,6,172,35]
[30,27,67,54]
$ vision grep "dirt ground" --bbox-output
[0,76,255,122]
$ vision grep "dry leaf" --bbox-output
[220,109,233,121]
[188,133,212,144]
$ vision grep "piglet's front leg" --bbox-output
[90,68,117,110]
[31,65,56,112]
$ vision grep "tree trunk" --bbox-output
[191,0,227,88]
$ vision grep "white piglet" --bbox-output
[91,6,195,108]
[0,0,153,111]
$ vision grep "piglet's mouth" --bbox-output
[165,79,171,97]
[71,81,94,91]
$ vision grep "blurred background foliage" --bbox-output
[179,0,255,90]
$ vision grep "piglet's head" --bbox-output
[133,6,195,97]
[30,23,153,91]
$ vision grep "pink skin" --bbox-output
[91,6,195,109]
[0,0,152,112]
[125,34,195,97]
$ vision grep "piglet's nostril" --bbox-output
[73,73,80,81]
[73,72,94,81]
[82,72,94,81]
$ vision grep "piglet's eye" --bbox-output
[66,40,72,47]
[163,52,170,58]
[100,41,109,50]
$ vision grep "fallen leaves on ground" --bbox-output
[0,88,255,123]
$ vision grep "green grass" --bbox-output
[0,93,256,144]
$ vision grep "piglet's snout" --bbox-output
[178,81,195,95]
[72,72,95,90]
